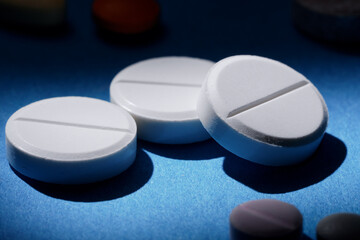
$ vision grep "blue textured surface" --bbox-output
[0,0,359,239]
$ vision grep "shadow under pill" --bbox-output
[223,133,347,194]
[139,138,226,161]
[11,149,153,202]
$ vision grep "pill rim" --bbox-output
[202,55,329,148]
[5,97,137,162]
[230,199,303,238]
[110,56,215,121]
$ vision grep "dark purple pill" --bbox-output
[229,199,303,240]
[316,213,360,240]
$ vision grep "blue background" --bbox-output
[0,0,359,239]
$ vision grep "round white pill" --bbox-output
[197,55,328,166]
[5,97,137,184]
[110,56,214,144]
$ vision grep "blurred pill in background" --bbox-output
[0,0,66,28]
[292,0,360,43]
[316,213,360,240]
[92,0,160,35]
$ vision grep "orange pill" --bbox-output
[92,0,160,35]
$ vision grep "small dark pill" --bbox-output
[316,213,360,240]
[230,199,303,240]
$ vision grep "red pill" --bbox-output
[92,0,160,35]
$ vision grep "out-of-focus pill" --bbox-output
[292,0,360,42]
[92,0,160,35]
[316,213,360,240]
[0,0,66,28]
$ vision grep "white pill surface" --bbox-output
[197,55,328,166]
[110,56,214,144]
[5,97,137,184]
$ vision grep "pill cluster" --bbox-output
[6,55,358,239]
[6,55,329,183]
